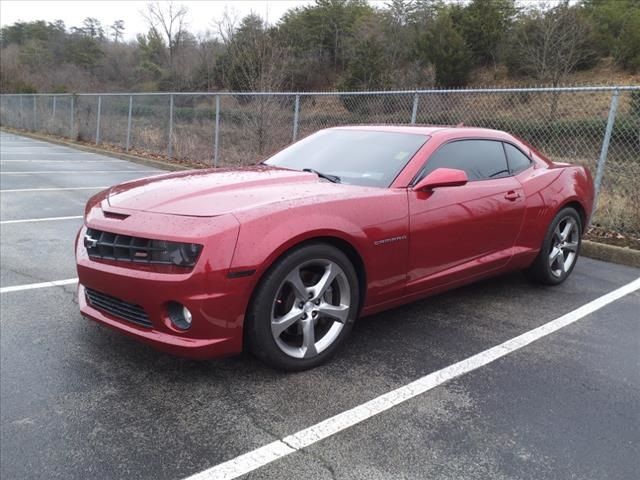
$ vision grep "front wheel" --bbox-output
[526,207,582,285]
[246,243,360,371]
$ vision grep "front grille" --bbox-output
[85,288,152,328]
[84,228,168,265]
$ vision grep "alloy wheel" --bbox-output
[271,259,351,359]
[548,216,579,278]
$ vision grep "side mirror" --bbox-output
[412,168,468,191]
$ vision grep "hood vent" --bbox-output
[103,211,130,220]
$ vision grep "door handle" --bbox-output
[504,191,520,201]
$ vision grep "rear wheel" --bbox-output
[246,243,359,371]
[526,207,582,285]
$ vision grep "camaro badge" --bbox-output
[374,235,407,246]
[84,234,98,249]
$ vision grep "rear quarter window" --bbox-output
[504,143,532,174]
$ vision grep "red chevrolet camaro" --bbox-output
[76,126,594,370]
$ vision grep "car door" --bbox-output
[406,139,526,294]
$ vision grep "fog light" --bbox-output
[168,301,192,330]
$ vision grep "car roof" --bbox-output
[331,124,510,139]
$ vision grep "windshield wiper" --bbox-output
[302,168,341,183]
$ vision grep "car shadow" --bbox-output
[77,270,540,385]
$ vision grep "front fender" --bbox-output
[231,211,369,276]
[229,191,410,308]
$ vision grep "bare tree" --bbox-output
[216,11,290,156]
[143,2,188,83]
[0,45,23,92]
[382,0,417,71]
[514,5,592,87]
[195,31,222,91]
[511,2,594,118]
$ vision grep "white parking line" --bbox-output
[1,215,83,225]
[0,278,78,294]
[1,159,127,163]
[0,170,157,175]
[184,277,640,480]
[1,186,107,193]
[1,151,97,154]
[0,147,70,150]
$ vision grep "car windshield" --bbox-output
[264,129,429,188]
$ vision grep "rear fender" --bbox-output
[516,166,594,251]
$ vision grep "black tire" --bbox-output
[526,207,582,285]
[246,243,360,371]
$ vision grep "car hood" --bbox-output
[107,166,365,217]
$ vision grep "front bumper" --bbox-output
[76,209,253,359]
[77,283,241,359]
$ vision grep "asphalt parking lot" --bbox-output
[1,130,639,480]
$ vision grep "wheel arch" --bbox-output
[241,235,368,349]
[558,199,588,233]
[247,235,368,317]
[311,236,368,311]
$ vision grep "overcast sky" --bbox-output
[0,1,320,40]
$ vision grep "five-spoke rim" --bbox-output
[549,216,579,278]
[271,259,351,359]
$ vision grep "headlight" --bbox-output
[150,240,203,267]
[83,228,203,268]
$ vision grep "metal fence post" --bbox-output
[19,95,23,128]
[411,91,419,125]
[168,94,174,157]
[95,95,102,144]
[593,88,620,214]
[52,96,57,120]
[70,95,75,138]
[33,95,37,131]
[213,95,220,167]
[292,94,300,141]
[126,95,133,151]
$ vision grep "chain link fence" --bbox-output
[1,87,638,238]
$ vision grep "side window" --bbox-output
[504,143,532,174]
[418,140,509,182]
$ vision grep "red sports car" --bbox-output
[76,126,594,370]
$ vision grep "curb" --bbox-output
[0,127,193,172]
[581,240,640,269]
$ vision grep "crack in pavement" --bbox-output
[296,447,339,480]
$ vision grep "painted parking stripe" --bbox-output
[1,159,127,163]
[0,278,78,294]
[0,170,157,175]
[1,215,83,225]
[0,151,99,154]
[184,277,640,480]
[1,186,108,193]
[0,154,104,157]
[0,147,72,151]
